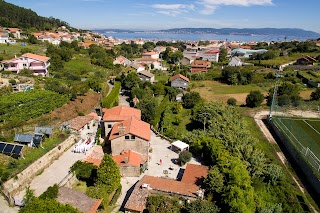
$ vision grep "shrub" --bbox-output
[311,88,320,100]
[178,150,192,165]
[227,98,237,106]
[39,184,59,200]
[109,185,122,205]
[70,161,97,180]
[246,90,264,108]
[9,79,16,85]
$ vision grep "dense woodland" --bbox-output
[0,0,71,31]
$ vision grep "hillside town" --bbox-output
[1,0,320,212]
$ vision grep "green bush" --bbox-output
[39,184,59,200]
[246,90,264,108]
[178,150,192,165]
[227,98,237,106]
[109,185,122,205]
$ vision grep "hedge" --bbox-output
[109,185,122,205]
[102,81,121,108]
[151,95,169,128]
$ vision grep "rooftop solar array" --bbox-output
[0,142,24,157]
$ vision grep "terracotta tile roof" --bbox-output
[299,55,317,62]
[191,60,211,67]
[109,116,150,141]
[112,150,141,167]
[85,145,104,166]
[87,112,99,121]
[124,175,200,212]
[57,187,102,213]
[33,32,43,37]
[170,74,189,82]
[204,49,219,54]
[142,51,158,55]
[68,116,93,131]
[6,28,20,33]
[22,53,50,62]
[135,58,158,62]
[102,106,141,121]
[181,164,209,185]
[191,67,208,73]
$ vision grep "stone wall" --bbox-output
[111,135,149,158]
[120,166,140,177]
[1,135,77,205]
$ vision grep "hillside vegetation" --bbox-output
[0,0,70,30]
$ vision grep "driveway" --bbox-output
[119,94,130,107]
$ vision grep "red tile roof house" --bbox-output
[112,150,142,177]
[66,116,95,136]
[1,53,50,76]
[170,74,190,90]
[190,60,211,73]
[124,164,209,212]
[102,106,151,172]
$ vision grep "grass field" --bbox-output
[0,43,46,60]
[272,117,320,174]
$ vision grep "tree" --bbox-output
[184,199,220,213]
[219,47,227,62]
[96,154,121,194]
[147,195,182,213]
[263,164,284,185]
[23,186,35,207]
[178,150,192,165]
[246,90,264,108]
[166,87,180,101]
[310,88,320,100]
[182,92,202,109]
[137,96,158,122]
[70,160,97,180]
[205,166,225,194]
[227,98,237,106]
[123,72,141,90]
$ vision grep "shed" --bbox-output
[35,126,53,137]
[171,140,189,153]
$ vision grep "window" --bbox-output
[23,63,27,67]
[125,136,130,140]
[131,135,135,140]
[108,124,112,128]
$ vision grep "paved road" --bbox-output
[17,146,86,199]
[119,94,130,107]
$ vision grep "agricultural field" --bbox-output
[191,80,269,104]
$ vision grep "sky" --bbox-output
[5,0,320,33]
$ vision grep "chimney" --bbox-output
[118,124,126,135]
[124,157,128,164]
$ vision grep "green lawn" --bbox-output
[64,54,110,77]
[246,52,320,66]
[155,75,169,82]
[0,43,46,60]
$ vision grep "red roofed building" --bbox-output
[112,150,142,177]
[67,116,94,134]
[202,49,219,62]
[109,116,150,161]
[190,60,211,74]
[102,106,141,136]
[142,51,159,59]
[124,164,208,212]
[170,74,189,89]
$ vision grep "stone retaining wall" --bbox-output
[1,135,77,205]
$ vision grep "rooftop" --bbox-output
[109,116,150,141]
[170,74,189,82]
[102,106,141,121]
[22,53,50,62]
[85,145,104,166]
[112,150,142,167]
[56,187,102,213]
[138,70,155,78]
[68,116,93,131]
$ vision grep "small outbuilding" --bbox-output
[171,140,189,153]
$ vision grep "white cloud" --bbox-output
[152,4,194,10]
[198,0,273,14]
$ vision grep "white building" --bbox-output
[202,50,219,62]
[228,57,243,66]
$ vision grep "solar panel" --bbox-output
[0,142,6,152]
[12,145,23,155]
[4,144,14,154]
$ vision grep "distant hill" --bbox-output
[0,0,71,31]
[96,28,320,38]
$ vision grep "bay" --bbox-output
[103,32,311,42]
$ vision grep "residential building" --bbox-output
[231,48,268,58]
[6,28,21,39]
[113,56,131,66]
[112,150,142,177]
[295,55,317,65]
[134,58,161,70]
[102,106,141,136]
[154,46,166,53]
[228,57,243,66]
[109,116,150,161]
[190,60,211,73]
[0,32,9,44]
[138,70,155,83]
[202,49,219,62]
[142,51,159,59]
[180,57,194,66]
[170,74,189,89]
[124,164,208,212]
[66,116,95,137]
[1,53,50,76]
